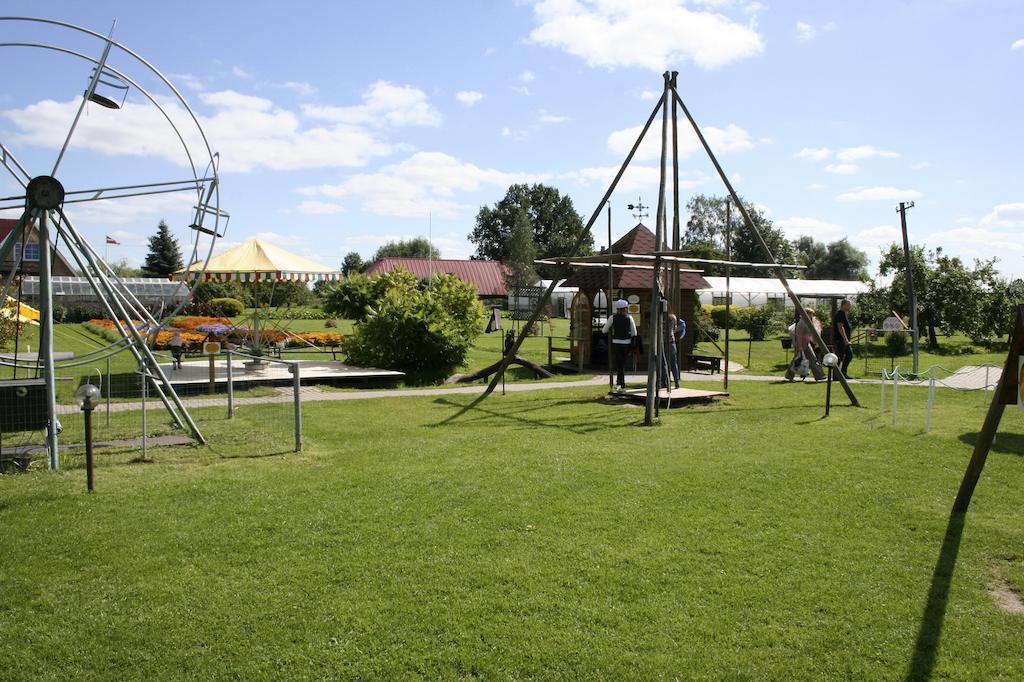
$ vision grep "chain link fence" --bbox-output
[1,348,303,473]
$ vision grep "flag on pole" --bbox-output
[105,235,120,245]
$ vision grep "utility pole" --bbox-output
[897,201,919,375]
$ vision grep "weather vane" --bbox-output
[626,197,648,222]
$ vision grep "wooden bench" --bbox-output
[688,354,723,374]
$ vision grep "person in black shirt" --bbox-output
[602,299,637,392]
[833,299,853,377]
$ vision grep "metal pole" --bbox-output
[607,203,613,392]
[724,198,731,390]
[141,363,148,462]
[898,202,920,374]
[925,377,936,433]
[825,366,833,417]
[226,348,234,418]
[83,406,94,492]
[37,209,60,469]
[105,356,111,427]
[671,88,860,407]
[669,71,681,317]
[892,369,899,426]
[291,362,302,452]
[644,71,672,426]
[880,373,886,415]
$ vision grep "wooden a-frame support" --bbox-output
[951,304,1023,513]
[445,71,860,425]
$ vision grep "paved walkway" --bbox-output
[55,364,1003,416]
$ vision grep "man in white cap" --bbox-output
[602,299,637,392]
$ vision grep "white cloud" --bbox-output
[297,200,346,215]
[836,187,923,202]
[796,20,836,42]
[519,70,536,83]
[854,224,901,248]
[60,192,195,227]
[776,216,842,238]
[825,163,858,175]
[807,183,826,190]
[280,81,318,97]
[795,147,832,160]
[911,161,931,170]
[539,110,570,123]
[484,47,498,56]
[529,0,764,71]
[299,151,550,218]
[608,122,753,161]
[562,165,709,193]
[169,73,206,91]
[501,126,529,141]
[455,90,485,106]
[201,90,273,111]
[231,66,253,79]
[640,89,659,101]
[302,80,442,127]
[1012,39,1024,50]
[3,90,394,173]
[980,202,1024,228]
[929,226,1024,257]
[836,145,899,162]
[795,21,816,42]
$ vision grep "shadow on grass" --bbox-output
[905,512,966,681]
[958,431,1024,456]
[431,395,631,434]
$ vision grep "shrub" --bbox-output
[209,297,245,317]
[885,331,909,357]
[62,304,109,323]
[730,306,782,341]
[340,272,485,384]
[324,318,338,328]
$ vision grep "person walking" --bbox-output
[602,299,637,393]
[168,331,186,370]
[833,298,854,378]
[664,305,681,390]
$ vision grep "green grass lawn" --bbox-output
[2,380,1022,679]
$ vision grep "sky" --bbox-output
[0,1,1022,281]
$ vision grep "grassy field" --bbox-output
[2,379,1022,679]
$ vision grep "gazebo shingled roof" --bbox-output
[562,223,711,291]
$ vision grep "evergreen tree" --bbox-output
[140,220,183,278]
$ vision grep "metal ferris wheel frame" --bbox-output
[0,16,229,469]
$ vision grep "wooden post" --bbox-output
[952,305,1023,513]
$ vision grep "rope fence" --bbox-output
[879,363,1003,434]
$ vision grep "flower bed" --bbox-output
[86,317,344,351]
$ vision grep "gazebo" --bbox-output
[177,238,340,358]
[560,223,710,370]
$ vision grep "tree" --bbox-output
[870,244,1014,347]
[794,236,869,280]
[470,183,589,277]
[335,269,485,384]
[503,207,538,290]
[683,193,793,272]
[140,220,183,278]
[109,258,141,278]
[342,251,366,277]
[372,237,439,262]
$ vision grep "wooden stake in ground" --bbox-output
[952,305,1024,513]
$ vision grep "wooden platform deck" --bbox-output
[608,386,728,407]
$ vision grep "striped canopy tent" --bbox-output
[177,238,341,283]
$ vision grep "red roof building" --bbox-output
[365,257,511,298]
[0,217,77,277]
